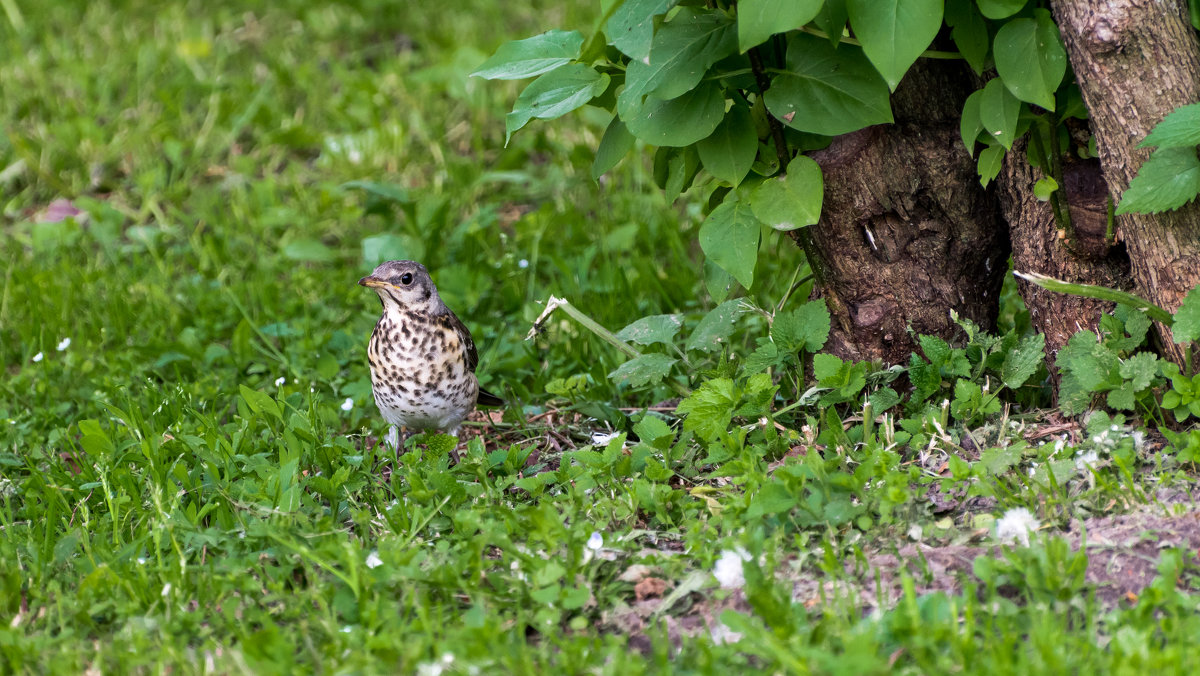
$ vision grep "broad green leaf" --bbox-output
[979,78,1020,150]
[676,377,738,440]
[283,238,334,262]
[959,89,985,156]
[994,10,1066,110]
[704,258,736,303]
[686,299,746,352]
[506,65,610,143]
[977,145,1003,187]
[608,0,678,61]
[608,353,678,387]
[945,0,988,75]
[1141,102,1200,148]
[362,233,424,267]
[239,384,282,421]
[699,199,760,288]
[1034,176,1059,201]
[1116,146,1200,215]
[976,0,1027,19]
[847,0,943,91]
[746,481,799,517]
[750,155,823,230]
[1174,285,1200,344]
[814,0,849,45]
[697,105,758,186]
[737,0,823,52]
[1119,352,1159,391]
[623,8,737,101]
[592,116,636,180]
[657,145,703,202]
[616,314,684,346]
[772,299,831,353]
[1001,332,1045,388]
[471,30,584,80]
[623,82,726,147]
[812,352,845,382]
[764,34,893,136]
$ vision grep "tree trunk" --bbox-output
[1051,0,1200,365]
[998,144,1131,360]
[799,60,1008,365]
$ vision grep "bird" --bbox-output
[359,260,504,450]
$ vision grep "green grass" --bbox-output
[2,0,1200,673]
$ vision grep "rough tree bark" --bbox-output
[999,145,1131,360]
[1051,0,1200,366]
[798,60,1008,365]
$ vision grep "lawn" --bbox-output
[3,0,1200,673]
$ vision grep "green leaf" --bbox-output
[472,30,584,80]
[1034,176,1059,201]
[772,299,831,353]
[977,145,1003,187]
[737,0,823,52]
[623,8,737,101]
[608,0,678,61]
[676,377,738,441]
[976,0,1027,19]
[592,116,636,180]
[812,352,845,382]
[1119,352,1159,391]
[1116,146,1200,215]
[959,89,985,156]
[697,105,758,186]
[1001,332,1045,389]
[239,384,282,421]
[623,82,726,147]
[506,65,610,143]
[979,78,1020,150]
[945,0,988,75]
[283,238,334,262]
[747,481,799,518]
[1173,285,1200,344]
[340,180,413,204]
[764,33,893,136]
[1141,102,1200,148]
[699,198,760,289]
[993,10,1066,110]
[686,299,746,352]
[815,0,849,46]
[608,353,679,387]
[847,0,943,91]
[616,314,684,346]
[750,155,823,230]
[362,233,424,267]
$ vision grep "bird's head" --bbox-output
[358,260,445,315]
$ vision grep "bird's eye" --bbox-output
[400,272,414,285]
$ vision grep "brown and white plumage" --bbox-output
[359,260,503,449]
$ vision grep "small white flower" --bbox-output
[586,532,604,550]
[365,551,383,569]
[31,352,43,362]
[274,377,286,387]
[518,259,529,269]
[591,431,623,447]
[137,557,146,565]
[1132,430,1146,452]
[713,548,752,589]
[161,583,172,598]
[340,626,353,634]
[341,397,353,411]
[996,507,1040,546]
[56,338,70,351]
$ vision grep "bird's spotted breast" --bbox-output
[366,309,477,433]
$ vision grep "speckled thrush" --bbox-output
[359,260,504,449]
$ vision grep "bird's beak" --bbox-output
[359,275,387,288]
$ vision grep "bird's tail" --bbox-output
[477,387,505,407]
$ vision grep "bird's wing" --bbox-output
[442,311,479,373]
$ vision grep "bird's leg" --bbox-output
[385,425,407,453]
